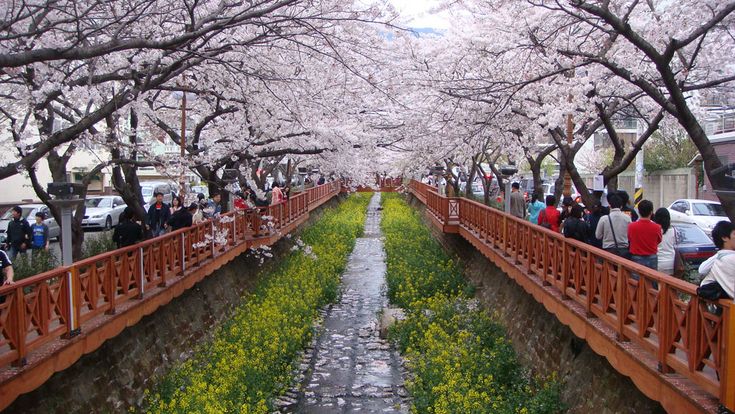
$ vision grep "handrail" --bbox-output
[0,182,341,374]
[407,179,734,412]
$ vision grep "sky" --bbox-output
[390,0,450,30]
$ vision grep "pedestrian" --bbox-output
[438,176,447,196]
[5,206,31,260]
[146,192,171,237]
[205,192,222,218]
[558,196,574,232]
[527,192,545,225]
[282,186,290,202]
[170,195,183,214]
[697,221,735,300]
[234,191,247,210]
[271,184,284,205]
[653,208,676,276]
[509,182,526,219]
[192,202,205,224]
[0,247,14,286]
[563,204,588,242]
[167,203,196,231]
[113,207,144,249]
[585,201,606,249]
[595,193,631,258]
[317,176,326,185]
[538,195,561,232]
[30,212,50,254]
[627,200,662,273]
[617,191,639,222]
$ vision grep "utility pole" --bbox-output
[563,70,575,198]
[179,79,187,198]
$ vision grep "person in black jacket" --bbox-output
[146,192,171,237]
[167,203,195,231]
[5,206,31,259]
[113,207,143,248]
[563,204,589,243]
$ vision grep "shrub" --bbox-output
[143,193,371,413]
[381,193,564,414]
[11,249,59,281]
[82,230,117,259]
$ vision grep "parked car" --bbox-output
[672,223,717,268]
[0,204,60,243]
[668,199,730,237]
[82,196,127,230]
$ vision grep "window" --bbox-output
[675,225,713,245]
[670,201,688,213]
[85,198,112,208]
[691,202,727,217]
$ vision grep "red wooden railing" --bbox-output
[0,182,340,377]
[408,179,735,413]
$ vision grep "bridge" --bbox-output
[0,179,732,413]
[407,179,734,414]
[0,182,341,410]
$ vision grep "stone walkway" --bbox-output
[288,192,408,413]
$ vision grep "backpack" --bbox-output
[539,209,551,229]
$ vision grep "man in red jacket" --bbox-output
[627,200,662,274]
[538,195,561,232]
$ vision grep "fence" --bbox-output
[408,179,734,413]
[0,181,341,409]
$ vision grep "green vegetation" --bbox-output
[143,193,371,413]
[381,193,564,414]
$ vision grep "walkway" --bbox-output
[292,192,408,413]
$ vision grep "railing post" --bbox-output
[657,283,673,373]
[12,285,26,366]
[138,247,145,299]
[157,239,167,287]
[211,219,216,257]
[616,267,627,342]
[106,256,117,315]
[722,303,735,412]
[181,233,186,273]
[561,241,570,299]
[64,267,81,338]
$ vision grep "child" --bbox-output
[30,212,49,252]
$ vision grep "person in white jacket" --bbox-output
[653,208,676,275]
[698,221,735,299]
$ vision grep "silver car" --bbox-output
[82,196,127,230]
[0,204,60,243]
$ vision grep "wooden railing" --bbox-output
[408,179,734,413]
[0,182,340,378]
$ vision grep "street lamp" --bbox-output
[47,182,86,267]
[500,164,518,214]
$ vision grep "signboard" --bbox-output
[593,175,604,191]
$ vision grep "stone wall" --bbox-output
[4,197,343,414]
[407,195,665,414]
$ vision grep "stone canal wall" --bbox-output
[406,195,665,414]
[4,197,343,414]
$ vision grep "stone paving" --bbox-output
[279,192,409,413]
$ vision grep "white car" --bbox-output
[668,199,730,237]
[82,196,127,230]
[0,204,60,243]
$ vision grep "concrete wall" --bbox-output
[408,196,665,414]
[3,196,341,414]
[581,168,695,208]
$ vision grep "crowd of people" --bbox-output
[0,181,302,287]
[509,184,734,300]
